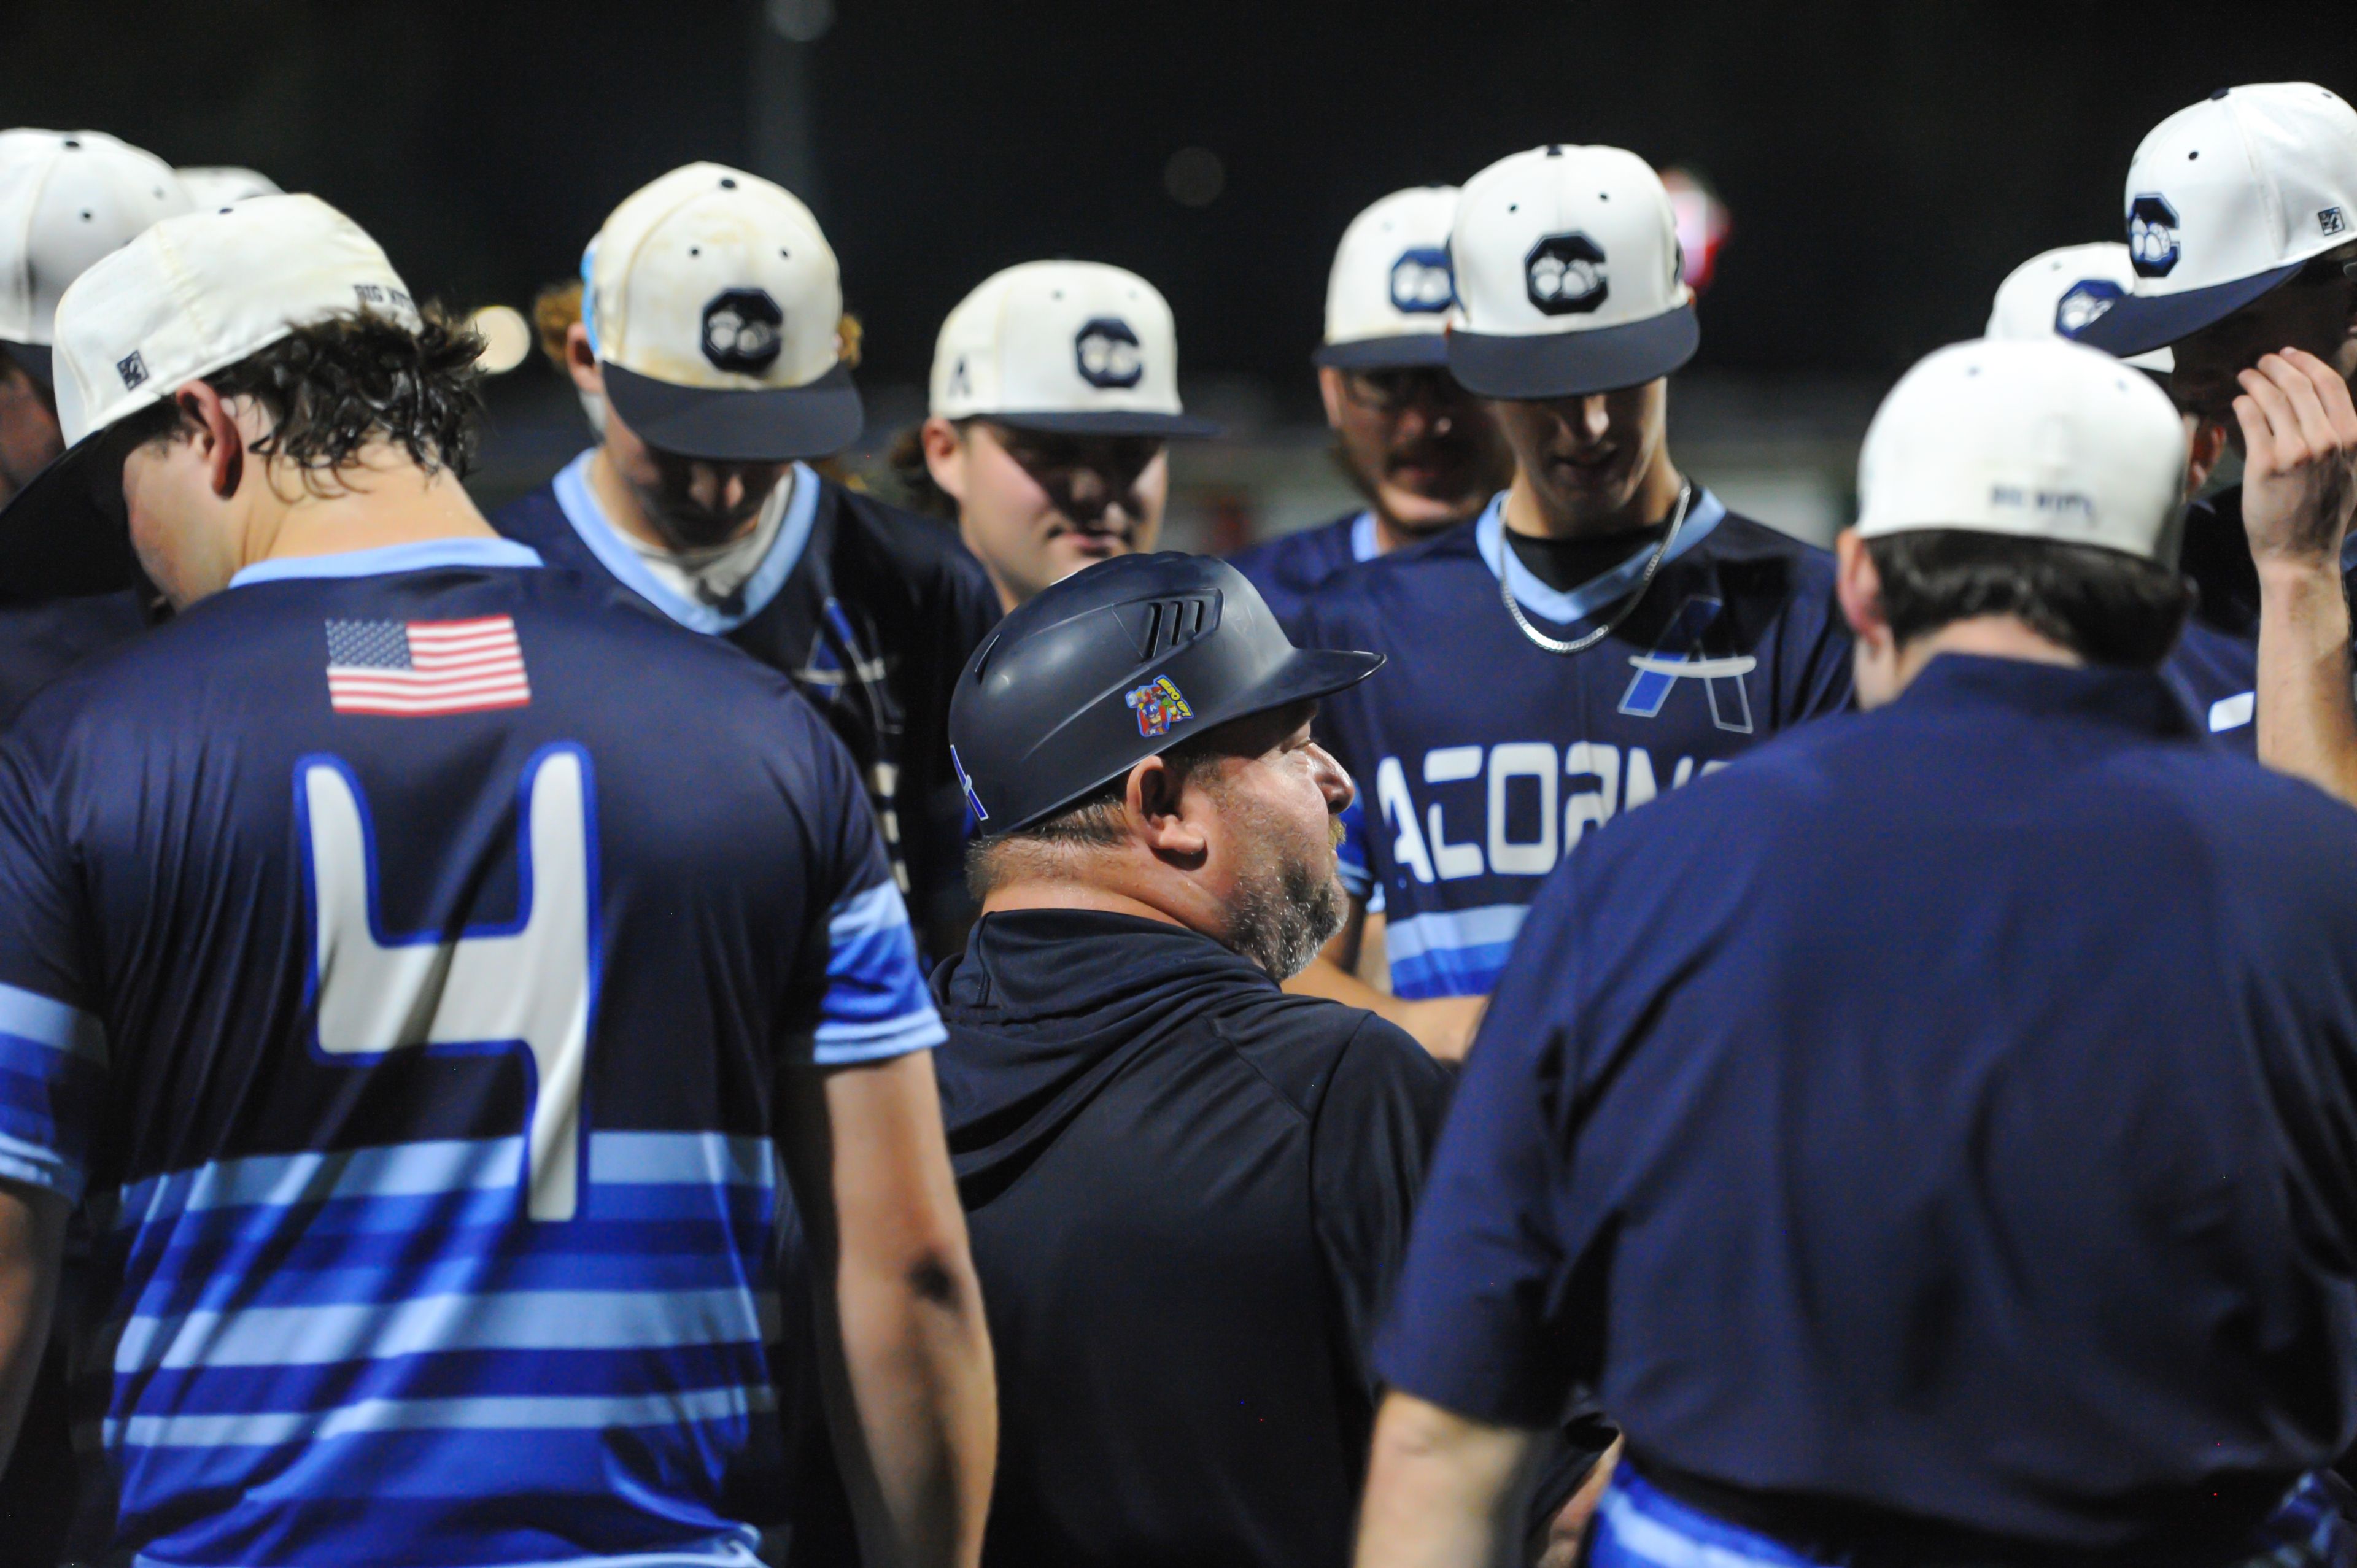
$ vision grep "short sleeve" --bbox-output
[802,727,948,1068]
[1374,864,1585,1429]
[0,743,104,1200]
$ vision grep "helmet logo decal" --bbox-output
[1074,317,1144,388]
[702,287,784,373]
[1389,247,1455,314]
[2127,194,2180,278]
[1525,232,1608,315]
[1124,674,1193,738]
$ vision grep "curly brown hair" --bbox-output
[116,309,486,482]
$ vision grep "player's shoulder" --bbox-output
[1692,501,1836,577]
[1315,516,1485,614]
[1229,512,1361,593]
[1217,986,1447,1119]
[487,477,571,549]
[821,477,988,582]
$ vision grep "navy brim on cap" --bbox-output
[987,408,1222,440]
[1,341,53,391]
[1447,304,1700,400]
[1311,333,1454,371]
[0,428,140,603]
[601,360,864,463]
[2067,261,2305,358]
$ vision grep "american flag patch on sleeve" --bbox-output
[323,616,531,716]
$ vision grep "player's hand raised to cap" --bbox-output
[2234,347,2357,570]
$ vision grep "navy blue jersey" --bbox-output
[0,539,944,1567]
[495,454,1001,949]
[1380,656,2357,1553]
[1226,509,1375,629]
[2166,617,2257,755]
[1300,490,1852,998]
[0,589,145,726]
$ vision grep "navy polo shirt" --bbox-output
[1380,655,2357,1555]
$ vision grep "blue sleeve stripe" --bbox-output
[813,1011,948,1067]
[815,874,945,1066]
[0,1127,82,1201]
[112,1286,783,1374]
[828,879,913,944]
[105,1381,776,1449]
[0,983,105,1065]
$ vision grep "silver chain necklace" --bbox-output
[1498,481,1693,656]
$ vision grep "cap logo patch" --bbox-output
[1388,247,1455,314]
[115,350,149,390]
[2127,194,2180,277]
[2322,206,2347,237]
[2054,279,2123,337]
[1524,233,1608,315]
[1074,317,1144,389]
[701,288,784,373]
[1124,674,1193,738]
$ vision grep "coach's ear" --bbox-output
[171,380,245,501]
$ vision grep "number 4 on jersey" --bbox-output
[298,746,597,1221]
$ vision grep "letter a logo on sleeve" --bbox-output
[1125,674,1193,738]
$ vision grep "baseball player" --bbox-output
[493,163,1002,956]
[0,195,993,1567]
[2073,84,2357,802]
[1984,241,2255,748]
[896,260,1217,612]
[0,129,188,724]
[1226,188,1508,625]
[1361,336,2357,1568]
[1291,145,1852,1059]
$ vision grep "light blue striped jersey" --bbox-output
[0,543,945,1566]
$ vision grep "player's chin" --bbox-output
[1047,530,1133,569]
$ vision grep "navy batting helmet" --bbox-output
[948,552,1382,835]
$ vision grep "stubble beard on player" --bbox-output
[1221,803,1349,981]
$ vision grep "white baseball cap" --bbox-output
[2072,83,2357,358]
[0,193,419,597]
[1856,338,2186,564]
[584,161,857,462]
[177,166,282,207]
[0,129,192,388]
[929,260,1217,439]
[1986,243,2171,373]
[1447,144,1697,400]
[1313,187,1459,371]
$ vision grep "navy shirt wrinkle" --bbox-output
[1381,653,2357,1554]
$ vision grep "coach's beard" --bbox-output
[1223,833,1349,982]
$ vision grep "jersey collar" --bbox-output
[1473,485,1725,625]
[551,448,819,634]
[228,537,543,589]
[1349,509,1380,563]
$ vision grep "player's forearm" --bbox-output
[2255,558,2357,805]
[1355,1393,1536,1568]
[0,1180,66,1476]
[1289,958,1485,1064]
[835,1240,997,1568]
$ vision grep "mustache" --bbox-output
[1329,814,1347,850]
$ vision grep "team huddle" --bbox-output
[0,74,2351,1568]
